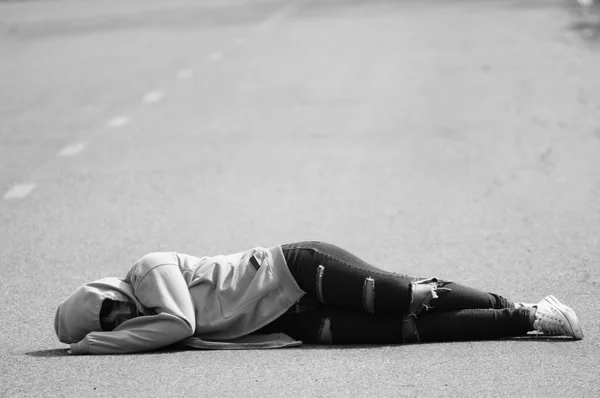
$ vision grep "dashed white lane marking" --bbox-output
[142,91,163,103]
[256,1,300,31]
[58,142,87,157]
[177,69,194,79]
[107,116,130,128]
[208,52,223,62]
[3,183,35,200]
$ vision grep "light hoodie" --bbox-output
[54,246,305,354]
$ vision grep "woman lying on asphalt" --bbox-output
[54,241,583,354]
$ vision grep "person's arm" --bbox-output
[70,255,196,354]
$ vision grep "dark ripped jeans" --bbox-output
[258,241,532,344]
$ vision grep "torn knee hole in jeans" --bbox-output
[409,278,452,316]
[317,317,332,344]
[363,277,375,313]
[316,265,325,303]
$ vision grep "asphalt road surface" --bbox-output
[1,0,599,396]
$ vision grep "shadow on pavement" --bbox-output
[286,337,581,349]
[25,348,70,357]
[508,335,584,342]
[25,337,578,357]
[25,345,185,357]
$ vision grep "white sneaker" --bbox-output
[533,295,584,340]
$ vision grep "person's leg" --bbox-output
[410,297,583,342]
[281,241,515,316]
[259,296,582,343]
[258,305,532,345]
[406,308,533,343]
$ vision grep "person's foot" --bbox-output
[533,295,584,339]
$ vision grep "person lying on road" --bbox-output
[54,241,584,354]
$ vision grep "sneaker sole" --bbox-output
[545,295,584,340]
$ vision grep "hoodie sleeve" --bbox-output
[70,253,196,354]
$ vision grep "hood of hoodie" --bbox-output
[54,277,143,344]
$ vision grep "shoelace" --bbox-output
[538,308,566,335]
